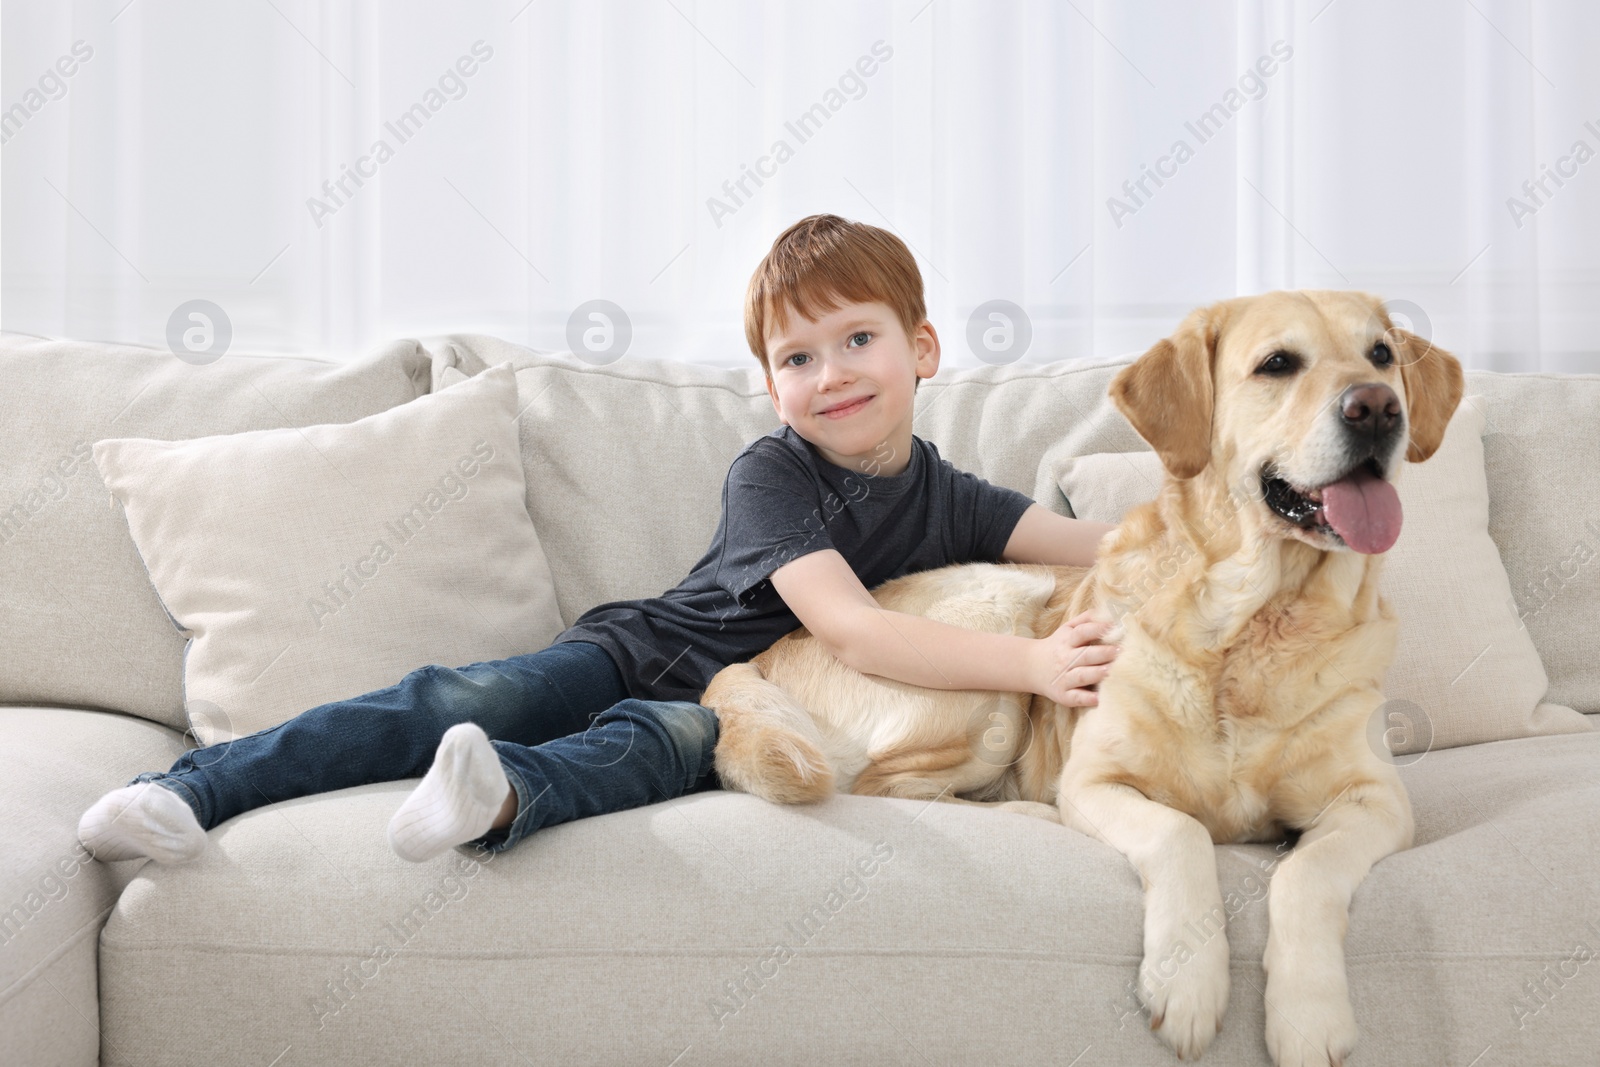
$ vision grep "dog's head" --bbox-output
[1108,290,1464,554]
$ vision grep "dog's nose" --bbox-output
[1338,383,1401,441]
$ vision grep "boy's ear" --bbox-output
[914,320,940,383]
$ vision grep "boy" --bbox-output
[78,213,1119,867]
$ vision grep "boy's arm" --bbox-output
[769,549,1047,694]
[999,503,1117,568]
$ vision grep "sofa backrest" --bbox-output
[3,329,1592,730]
[427,335,1146,621]
[1466,370,1600,715]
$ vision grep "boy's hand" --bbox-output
[1029,609,1120,707]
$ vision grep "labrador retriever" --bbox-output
[703,289,1464,1066]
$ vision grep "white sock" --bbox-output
[388,723,510,863]
[78,782,207,864]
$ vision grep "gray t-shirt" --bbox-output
[551,424,1037,704]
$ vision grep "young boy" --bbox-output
[77,213,1119,867]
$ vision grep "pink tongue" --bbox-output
[1320,465,1402,554]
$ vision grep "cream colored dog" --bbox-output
[704,290,1464,1066]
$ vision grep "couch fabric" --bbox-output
[3,332,1597,1066]
[0,708,190,1067]
[1471,373,1600,714]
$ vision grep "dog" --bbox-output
[703,289,1464,1066]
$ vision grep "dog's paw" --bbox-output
[1261,964,1358,1067]
[1139,925,1230,1060]
[995,800,1061,823]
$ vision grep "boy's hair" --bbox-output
[744,214,927,389]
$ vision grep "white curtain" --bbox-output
[4,0,1597,372]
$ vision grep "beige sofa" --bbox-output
[3,330,1596,1067]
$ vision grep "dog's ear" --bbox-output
[1390,328,1464,463]
[1109,312,1217,480]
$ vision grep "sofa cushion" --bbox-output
[95,730,1600,1066]
[433,342,783,625]
[1053,398,1592,755]
[426,335,1140,624]
[0,333,431,732]
[90,364,564,745]
[1468,369,1600,714]
[0,707,189,1066]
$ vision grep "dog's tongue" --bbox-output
[1321,465,1402,554]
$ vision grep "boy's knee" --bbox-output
[412,662,507,706]
[411,663,455,690]
[600,700,717,767]
[658,701,718,755]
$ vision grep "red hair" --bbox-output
[744,214,927,381]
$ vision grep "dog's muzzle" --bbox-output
[1260,383,1407,555]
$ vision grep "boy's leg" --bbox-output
[79,641,628,862]
[459,698,722,856]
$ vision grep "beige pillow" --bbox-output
[1052,396,1592,756]
[92,363,564,745]
[0,333,430,731]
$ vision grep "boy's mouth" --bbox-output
[819,395,873,419]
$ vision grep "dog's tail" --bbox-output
[702,662,835,804]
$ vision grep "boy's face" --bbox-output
[763,300,939,475]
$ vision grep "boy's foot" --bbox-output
[78,782,207,863]
[388,723,510,863]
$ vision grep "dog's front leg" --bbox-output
[1060,778,1230,1060]
[1261,779,1412,1067]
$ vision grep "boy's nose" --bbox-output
[818,360,853,388]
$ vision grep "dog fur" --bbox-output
[703,289,1465,1065]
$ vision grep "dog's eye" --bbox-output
[1256,350,1298,376]
[1371,342,1394,367]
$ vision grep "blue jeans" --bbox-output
[128,641,722,854]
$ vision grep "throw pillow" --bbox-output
[0,333,430,730]
[92,363,564,744]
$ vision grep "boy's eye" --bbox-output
[785,352,810,368]
[848,331,872,347]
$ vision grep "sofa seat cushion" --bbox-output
[0,707,189,1067]
[98,732,1599,1067]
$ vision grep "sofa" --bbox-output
[2,328,1596,1067]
